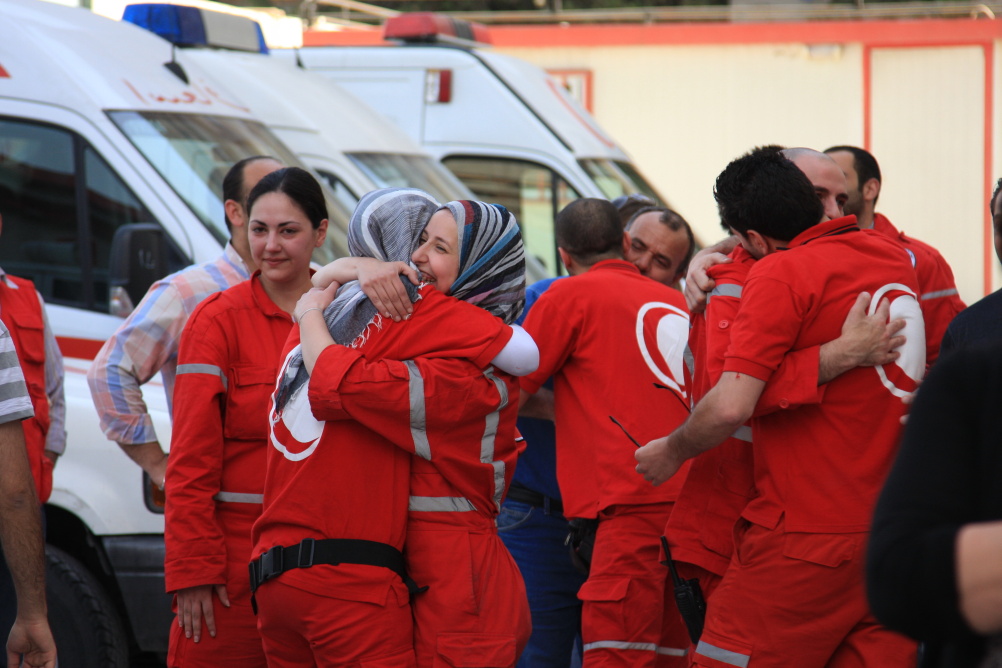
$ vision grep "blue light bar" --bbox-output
[123,4,269,54]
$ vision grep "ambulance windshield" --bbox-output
[109,111,351,262]
[579,158,663,204]
[349,153,474,203]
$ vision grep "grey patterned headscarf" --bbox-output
[275,188,439,411]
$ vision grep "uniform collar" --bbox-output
[250,270,294,320]
[787,215,861,250]
[586,258,641,275]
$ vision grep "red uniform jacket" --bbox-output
[724,217,924,534]
[0,275,52,502]
[164,275,293,593]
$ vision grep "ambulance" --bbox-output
[0,0,350,663]
[282,13,668,275]
[121,3,479,212]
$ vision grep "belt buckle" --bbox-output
[297,538,315,568]
[259,545,284,582]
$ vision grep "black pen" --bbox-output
[608,415,642,448]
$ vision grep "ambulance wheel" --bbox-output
[45,544,130,668]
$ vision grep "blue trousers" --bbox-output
[498,499,586,668]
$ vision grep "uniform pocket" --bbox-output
[223,365,277,440]
[434,633,516,668]
[495,502,533,532]
[782,532,856,568]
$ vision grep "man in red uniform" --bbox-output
[637,148,922,667]
[668,147,906,605]
[519,198,691,667]
[825,145,964,363]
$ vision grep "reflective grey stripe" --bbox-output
[683,345,695,377]
[696,640,750,668]
[482,367,507,511]
[177,363,228,390]
[409,496,477,512]
[214,492,263,503]
[405,361,431,461]
[731,425,752,442]
[921,288,959,301]
[656,646,688,657]
[583,641,658,653]
[710,284,743,300]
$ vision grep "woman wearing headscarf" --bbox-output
[251,188,533,668]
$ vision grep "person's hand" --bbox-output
[839,292,906,367]
[176,584,229,642]
[294,284,338,325]
[684,251,731,314]
[144,451,169,491]
[7,614,57,668]
[635,436,683,486]
[357,259,419,322]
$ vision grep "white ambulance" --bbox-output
[121,3,479,212]
[0,0,351,664]
[282,13,668,275]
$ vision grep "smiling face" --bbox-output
[248,191,327,286]
[411,209,460,294]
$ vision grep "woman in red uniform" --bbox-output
[253,188,533,667]
[163,167,328,667]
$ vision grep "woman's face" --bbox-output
[249,191,327,285]
[411,209,460,293]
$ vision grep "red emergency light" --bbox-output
[0,63,9,78]
[384,13,492,46]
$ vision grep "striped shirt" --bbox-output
[0,320,34,425]
[87,243,250,445]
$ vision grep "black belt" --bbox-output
[248,538,426,608]
[506,484,563,514]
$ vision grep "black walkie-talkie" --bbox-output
[660,535,706,644]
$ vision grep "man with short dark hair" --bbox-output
[519,197,691,667]
[638,148,923,667]
[624,206,695,288]
[825,145,964,363]
[88,156,283,488]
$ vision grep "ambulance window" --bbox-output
[579,158,663,204]
[442,157,577,276]
[0,117,174,312]
[314,169,360,212]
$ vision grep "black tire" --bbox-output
[45,544,130,668]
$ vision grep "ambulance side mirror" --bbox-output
[108,223,170,318]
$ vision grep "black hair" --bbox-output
[627,205,696,275]
[556,198,624,263]
[246,167,328,229]
[222,156,280,230]
[714,148,823,243]
[824,145,882,187]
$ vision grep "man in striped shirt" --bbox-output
[0,320,57,668]
[87,156,282,490]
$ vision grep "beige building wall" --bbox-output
[498,26,1000,305]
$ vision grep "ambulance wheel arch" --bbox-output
[46,543,131,668]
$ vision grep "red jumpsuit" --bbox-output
[691,218,920,668]
[253,285,522,667]
[669,248,824,663]
[521,259,691,668]
[872,213,964,364]
[164,274,291,668]
[0,275,52,502]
